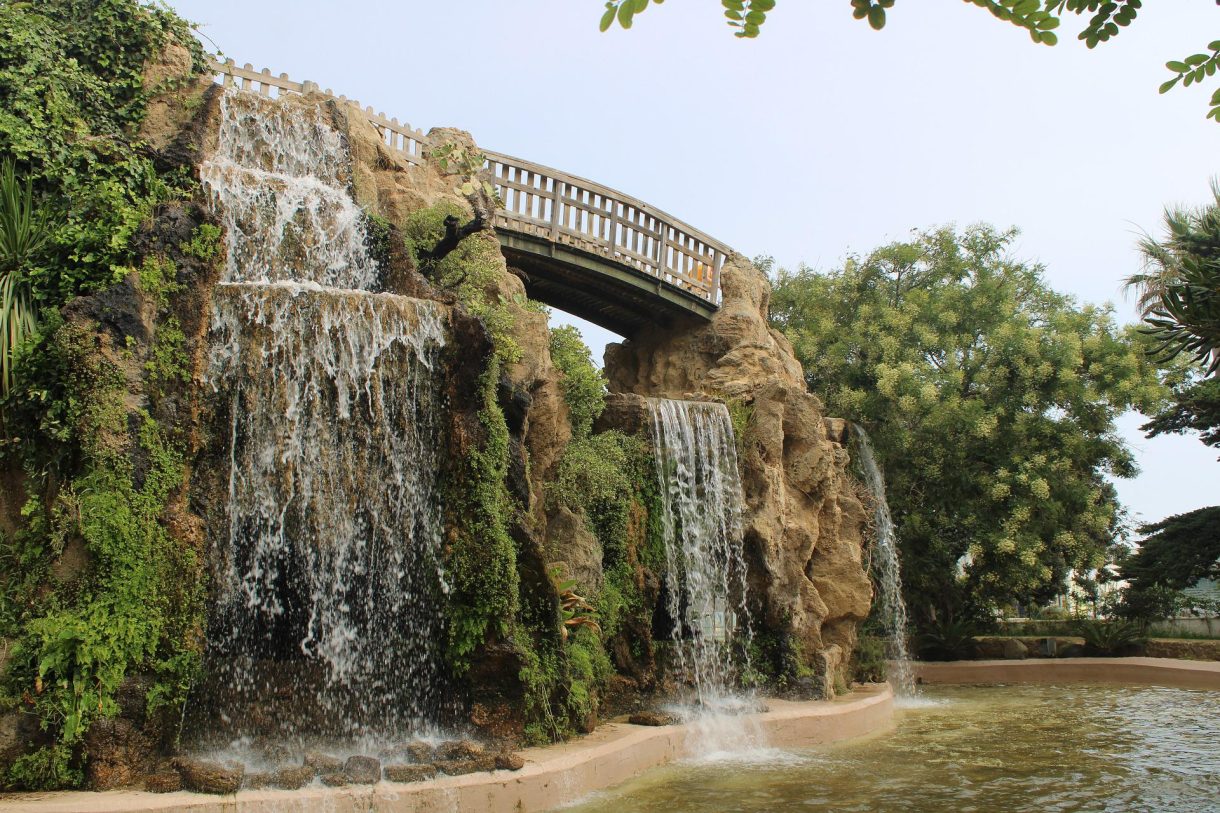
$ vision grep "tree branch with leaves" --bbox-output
[596,1,1220,121]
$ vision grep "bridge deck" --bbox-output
[210,59,731,335]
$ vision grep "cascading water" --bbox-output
[852,426,916,697]
[647,398,757,740]
[193,90,449,746]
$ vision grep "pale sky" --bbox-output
[173,0,1219,529]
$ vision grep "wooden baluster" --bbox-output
[549,175,562,240]
[652,218,666,278]
[606,197,621,258]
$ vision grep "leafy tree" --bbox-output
[1141,375,1220,455]
[768,225,1166,626]
[1118,506,1220,619]
[597,1,1220,122]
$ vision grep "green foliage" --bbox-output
[430,143,502,206]
[1130,181,1220,375]
[1076,618,1145,655]
[1141,376,1220,453]
[549,325,607,438]
[0,158,46,401]
[915,616,979,661]
[850,635,888,683]
[403,202,523,363]
[443,358,519,672]
[563,625,613,728]
[0,0,204,308]
[1,318,202,789]
[1160,40,1220,122]
[1117,506,1220,622]
[768,225,1167,627]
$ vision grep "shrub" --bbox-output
[916,617,979,661]
[1077,619,1146,656]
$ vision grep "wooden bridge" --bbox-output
[211,59,731,335]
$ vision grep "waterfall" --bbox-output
[647,398,753,709]
[195,90,449,744]
[852,426,916,697]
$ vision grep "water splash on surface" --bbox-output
[193,89,449,746]
[647,398,758,752]
[852,425,916,697]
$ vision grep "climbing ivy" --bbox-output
[0,0,205,307]
[403,202,525,363]
[0,1,209,788]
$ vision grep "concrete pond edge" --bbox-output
[0,685,894,813]
[910,656,1220,690]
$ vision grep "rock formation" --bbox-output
[603,255,873,688]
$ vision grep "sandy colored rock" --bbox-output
[384,763,438,783]
[604,254,872,684]
[319,772,349,787]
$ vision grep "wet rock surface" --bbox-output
[144,771,183,793]
[435,756,497,776]
[384,763,438,783]
[436,739,485,760]
[303,751,343,775]
[342,755,382,784]
[172,757,243,795]
[244,765,315,790]
[628,711,678,727]
[495,752,526,771]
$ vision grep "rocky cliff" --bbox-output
[603,255,873,690]
[0,24,875,789]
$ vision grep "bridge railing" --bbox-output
[483,152,727,305]
[208,58,727,304]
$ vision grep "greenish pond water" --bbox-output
[563,685,1220,813]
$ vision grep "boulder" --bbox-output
[494,752,525,771]
[319,772,349,787]
[381,741,435,764]
[342,755,381,784]
[436,739,485,760]
[172,757,243,795]
[384,764,438,783]
[628,711,677,727]
[245,766,314,790]
[603,254,872,686]
[1002,638,1028,660]
[144,772,182,793]
[435,756,497,776]
[303,751,343,775]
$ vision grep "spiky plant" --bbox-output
[0,158,46,398]
[1128,181,1220,375]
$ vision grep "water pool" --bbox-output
[562,684,1220,813]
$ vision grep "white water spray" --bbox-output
[196,90,449,743]
[648,398,772,756]
[853,426,916,697]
